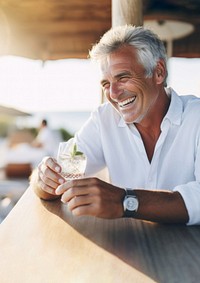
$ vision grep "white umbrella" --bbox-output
[144,20,194,57]
[0,105,31,117]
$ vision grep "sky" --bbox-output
[0,56,200,113]
[0,56,102,113]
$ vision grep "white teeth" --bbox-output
[119,97,136,107]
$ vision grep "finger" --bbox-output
[55,177,100,195]
[43,156,61,173]
[38,177,58,195]
[71,203,97,217]
[38,160,65,197]
[59,184,89,203]
[55,182,71,196]
[55,179,83,195]
[67,195,93,211]
[71,201,118,218]
[38,157,59,177]
[39,171,61,190]
[60,185,91,201]
[55,182,69,195]
[40,161,65,186]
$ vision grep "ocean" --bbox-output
[16,111,91,135]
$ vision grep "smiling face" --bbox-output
[100,45,164,125]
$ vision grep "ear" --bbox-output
[155,60,166,85]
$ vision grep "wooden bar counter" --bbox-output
[0,186,200,283]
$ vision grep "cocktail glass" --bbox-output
[57,138,87,180]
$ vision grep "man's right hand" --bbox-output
[31,156,65,200]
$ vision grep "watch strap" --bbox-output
[123,188,139,218]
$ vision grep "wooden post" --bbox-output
[112,0,143,27]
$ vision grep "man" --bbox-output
[32,119,56,156]
[32,25,200,225]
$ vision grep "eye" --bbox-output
[101,81,110,89]
[118,75,129,82]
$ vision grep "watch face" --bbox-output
[124,197,138,211]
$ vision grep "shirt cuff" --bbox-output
[173,181,200,225]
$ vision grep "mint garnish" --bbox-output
[70,142,84,157]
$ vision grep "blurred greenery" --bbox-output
[26,127,38,137]
[0,120,73,142]
[59,128,73,141]
[0,118,14,137]
[0,122,9,137]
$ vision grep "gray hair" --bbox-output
[89,25,168,85]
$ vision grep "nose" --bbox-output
[109,82,123,101]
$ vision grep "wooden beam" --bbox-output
[112,0,143,27]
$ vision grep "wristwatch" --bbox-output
[123,189,139,217]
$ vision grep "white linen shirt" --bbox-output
[36,127,55,156]
[75,88,200,225]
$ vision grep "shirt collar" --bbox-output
[118,117,127,127]
[117,87,183,128]
[163,87,183,126]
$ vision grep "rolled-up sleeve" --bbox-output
[174,131,200,225]
[174,182,200,225]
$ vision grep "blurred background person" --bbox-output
[32,119,56,157]
[4,119,59,169]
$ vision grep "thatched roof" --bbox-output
[0,0,199,60]
[0,105,31,117]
